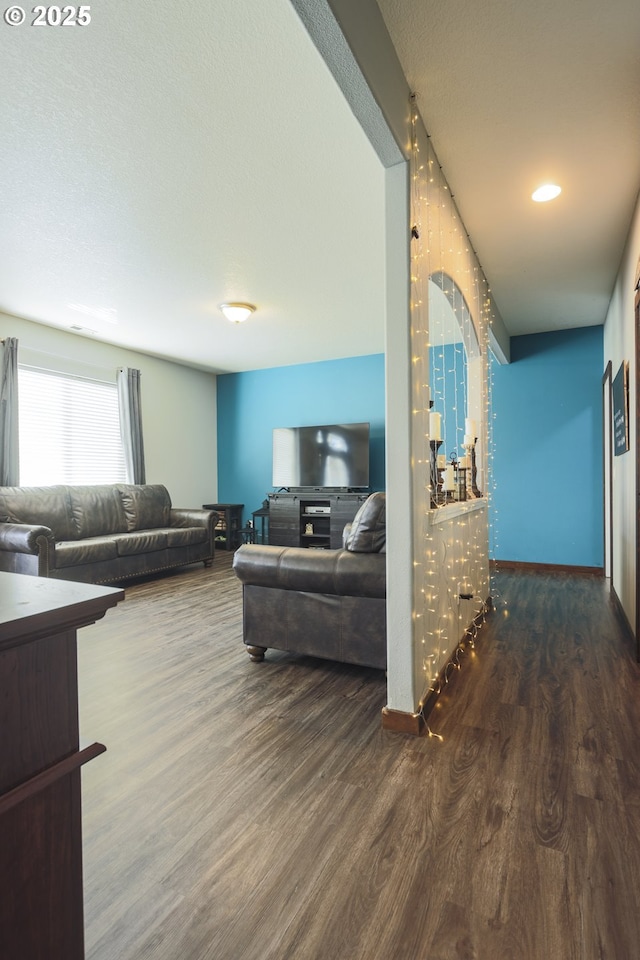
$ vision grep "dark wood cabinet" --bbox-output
[0,572,123,960]
[268,492,369,549]
[268,494,300,547]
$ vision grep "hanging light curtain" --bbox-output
[0,338,19,486]
[117,367,146,484]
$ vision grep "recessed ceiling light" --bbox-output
[532,184,562,203]
[219,302,256,323]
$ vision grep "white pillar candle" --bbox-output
[429,412,442,441]
[458,456,470,469]
[443,464,455,491]
[437,454,446,468]
[465,418,478,438]
[464,434,474,447]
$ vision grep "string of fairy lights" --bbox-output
[408,94,502,723]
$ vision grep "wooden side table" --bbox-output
[202,503,243,550]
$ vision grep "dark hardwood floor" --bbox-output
[78,555,640,960]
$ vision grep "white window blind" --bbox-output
[18,366,127,486]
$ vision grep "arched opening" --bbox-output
[428,271,483,498]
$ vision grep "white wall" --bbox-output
[384,161,417,711]
[1,312,218,507]
[603,190,640,633]
[407,115,495,708]
[422,502,489,689]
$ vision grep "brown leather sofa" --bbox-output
[233,492,386,669]
[0,483,217,584]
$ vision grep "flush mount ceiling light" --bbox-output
[532,183,562,203]
[219,302,256,323]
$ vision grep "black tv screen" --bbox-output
[272,422,370,490]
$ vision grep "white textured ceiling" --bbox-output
[0,0,386,372]
[2,0,639,372]
[377,0,640,336]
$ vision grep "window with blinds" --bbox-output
[18,366,127,486]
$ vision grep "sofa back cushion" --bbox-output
[233,543,386,599]
[345,492,386,553]
[0,485,77,541]
[68,485,129,539]
[117,484,172,531]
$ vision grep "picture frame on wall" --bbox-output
[612,360,629,455]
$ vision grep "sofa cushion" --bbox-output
[118,484,172,531]
[345,492,386,553]
[0,485,76,541]
[166,526,207,547]
[54,537,118,568]
[112,530,168,556]
[68,485,129,539]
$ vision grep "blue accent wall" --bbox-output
[217,354,385,523]
[490,326,604,567]
[218,329,603,566]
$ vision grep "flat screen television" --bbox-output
[272,422,370,490]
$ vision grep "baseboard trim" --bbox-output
[382,596,493,737]
[491,559,604,577]
[381,707,424,736]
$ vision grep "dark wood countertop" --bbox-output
[0,571,124,651]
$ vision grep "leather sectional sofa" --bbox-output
[0,483,217,584]
[233,492,386,669]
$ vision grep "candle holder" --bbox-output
[455,464,467,501]
[429,439,443,507]
[463,438,482,498]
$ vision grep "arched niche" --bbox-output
[428,271,483,488]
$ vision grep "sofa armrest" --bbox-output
[0,522,54,576]
[0,522,55,555]
[169,508,219,530]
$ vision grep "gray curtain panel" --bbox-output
[117,367,146,484]
[0,338,19,486]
